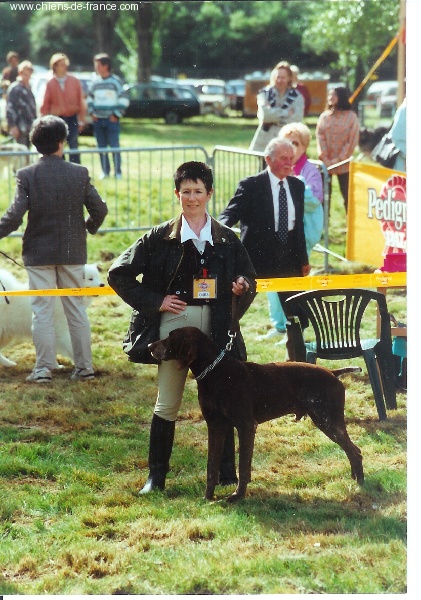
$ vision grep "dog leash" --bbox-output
[227,284,246,350]
[0,250,25,269]
[195,350,226,382]
[0,252,25,304]
[195,291,244,382]
[0,279,10,304]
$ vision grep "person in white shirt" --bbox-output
[108,161,256,495]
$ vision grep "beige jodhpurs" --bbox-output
[155,305,211,421]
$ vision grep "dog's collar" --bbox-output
[195,350,226,382]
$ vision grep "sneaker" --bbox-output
[98,172,109,181]
[274,335,288,346]
[115,173,122,180]
[26,368,52,384]
[70,368,95,381]
[256,328,286,341]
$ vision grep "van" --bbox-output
[177,79,230,116]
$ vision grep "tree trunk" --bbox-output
[92,11,119,57]
[135,3,153,83]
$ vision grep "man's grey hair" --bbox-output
[264,137,295,159]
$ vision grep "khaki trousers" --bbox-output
[26,265,92,371]
[155,305,211,421]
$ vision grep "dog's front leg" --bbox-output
[227,423,256,502]
[205,418,228,500]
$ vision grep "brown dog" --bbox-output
[149,326,364,501]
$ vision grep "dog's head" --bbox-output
[358,126,389,154]
[149,326,200,369]
[83,263,104,295]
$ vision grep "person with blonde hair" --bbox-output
[249,61,305,152]
[41,52,86,163]
[279,121,324,248]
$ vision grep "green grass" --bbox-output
[0,114,407,594]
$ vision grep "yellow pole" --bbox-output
[397,0,406,105]
[349,32,401,104]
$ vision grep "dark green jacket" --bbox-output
[108,214,257,364]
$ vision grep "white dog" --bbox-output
[0,139,32,177]
[0,264,103,367]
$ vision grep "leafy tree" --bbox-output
[92,10,120,58]
[0,0,402,85]
[29,10,96,70]
[302,0,400,89]
[0,4,31,64]
[116,2,173,83]
[156,1,334,77]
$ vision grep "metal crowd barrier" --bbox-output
[0,144,330,270]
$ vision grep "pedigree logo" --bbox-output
[367,174,406,253]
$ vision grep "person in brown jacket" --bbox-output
[41,53,86,163]
[0,115,107,383]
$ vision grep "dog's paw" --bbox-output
[226,492,244,503]
[0,353,17,367]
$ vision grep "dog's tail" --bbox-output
[331,366,362,377]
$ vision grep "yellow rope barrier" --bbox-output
[0,272,406,297]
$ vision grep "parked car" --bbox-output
[377,92,397,118]
[366,80,397,106]
[122,82,201,124]
[226,79,246,112]
[327,81,347,91]
[177,78,230,117]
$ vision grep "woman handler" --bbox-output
[108,161,256,494]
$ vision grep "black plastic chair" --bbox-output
[285,289,397,421]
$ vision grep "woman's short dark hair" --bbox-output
[30,115,68,155]
[174,161,213,192]
[331,86,353,111]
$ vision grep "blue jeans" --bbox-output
[93,118,121,176]
[61,114,80,164]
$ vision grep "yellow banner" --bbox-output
[347,162,406,266]
[0,272,406,297]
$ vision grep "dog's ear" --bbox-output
[170,330,198,369]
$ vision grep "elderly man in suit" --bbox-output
[0,115,108,383]
[219,137,310,336]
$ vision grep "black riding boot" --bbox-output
[219,423,238,485]
[139,413,175,494]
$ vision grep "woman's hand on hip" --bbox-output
[159,295,187,313]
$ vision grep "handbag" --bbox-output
[371,133,400,169]
[122,310,160,364]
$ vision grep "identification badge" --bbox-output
[193,277,217,299]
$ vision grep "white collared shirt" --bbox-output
[267,169,296,232]
[180,212,214,254]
